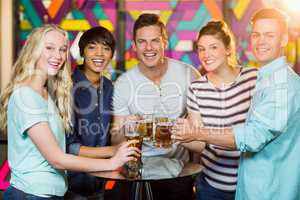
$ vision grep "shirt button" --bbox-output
[97,117,100,120]
[95,103,98,106]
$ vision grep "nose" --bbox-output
[257,35,267,45]
[96,46,104,56]
[54,49,62,60]
[145,42,153,50]
[199,50,209,59]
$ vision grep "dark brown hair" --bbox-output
[133,13,168,41]
[79,26,115,58]
[197,20,238,66]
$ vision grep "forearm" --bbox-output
[78,146,117,158]
[53,153,115,172]
[196,128,237,149]
[180,141,205,153]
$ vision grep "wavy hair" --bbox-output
[0,24,72,133]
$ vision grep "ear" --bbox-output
[163,38,168,49]
[132,41,137,52]
[226,46,232,56]
[280,32,288,47]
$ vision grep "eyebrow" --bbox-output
[198,43,218,47]
[45,42,67,47]
[137,37,161,41]
[251,31,276,34]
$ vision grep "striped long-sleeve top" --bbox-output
[187,67,258,192]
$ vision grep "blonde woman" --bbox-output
[0,24,139,200]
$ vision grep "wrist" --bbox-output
[108,157,116,170]
[195,127,208,142]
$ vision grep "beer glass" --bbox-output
[155,121,173,148]
[124,121,143,173]
[137,118,153,141]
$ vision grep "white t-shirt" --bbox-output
[113,58,200,117]
[113,58,200,161]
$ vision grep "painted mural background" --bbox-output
[17,0,300,75]
[17,0,270,74]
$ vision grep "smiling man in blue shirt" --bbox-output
[172,8,300,200]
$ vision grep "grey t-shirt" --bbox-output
[113,58,200,117]
[113,58,200,161]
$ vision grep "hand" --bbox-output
[109,140,141,170]
[111,143,121,156]
[126,114,142,121]
[171,118,198,143]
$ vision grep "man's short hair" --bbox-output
[133,13,168,41]
[251,8,288,32]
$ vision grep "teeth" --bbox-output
[92,59,104,63]
[257,48,269,52]
[49,61,59,66]
[205,60,214,65]
[144,53,156,57]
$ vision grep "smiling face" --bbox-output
[251,18,288,65]
[82,41,112,75]
[35,30,68,76]
[133,25,167,69]
[197,34,230,73]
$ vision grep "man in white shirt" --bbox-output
[111,13,200,200]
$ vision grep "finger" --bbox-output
[126,156,137,162]
[171,134,181,141]
[129,150,141,158]
[172,126,184,134]
[173,141,181,146]
[172,134,186,141]
[127,147,141,154]
[176,118,185,124]
[123,140,139,147]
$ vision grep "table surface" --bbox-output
[90,157,203,182]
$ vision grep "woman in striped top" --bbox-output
[174,21,257,200]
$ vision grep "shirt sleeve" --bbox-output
[66,109,81,155]
[112,75,131,116]
[187,85,200,113]
[234,83,290,152]
[10,88,48,135]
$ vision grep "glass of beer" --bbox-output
[155,121,173,148]
[137,119,153,141]
[124,121,143,173]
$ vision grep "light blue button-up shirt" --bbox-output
[234,56,300,200]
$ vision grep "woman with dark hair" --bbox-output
[65,26,118,200]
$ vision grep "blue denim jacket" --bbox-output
[66,66,113,195]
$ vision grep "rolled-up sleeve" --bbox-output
[66,110,81,155]
[67,143,81,155]
[233,82,289,152]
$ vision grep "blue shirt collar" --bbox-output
[72,65,104,89]
[72,65,91,86]
[258,56,288,79]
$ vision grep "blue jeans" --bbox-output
[3,186,64,200]
[196,174,235,200]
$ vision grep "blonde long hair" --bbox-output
[0,24,72,133]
